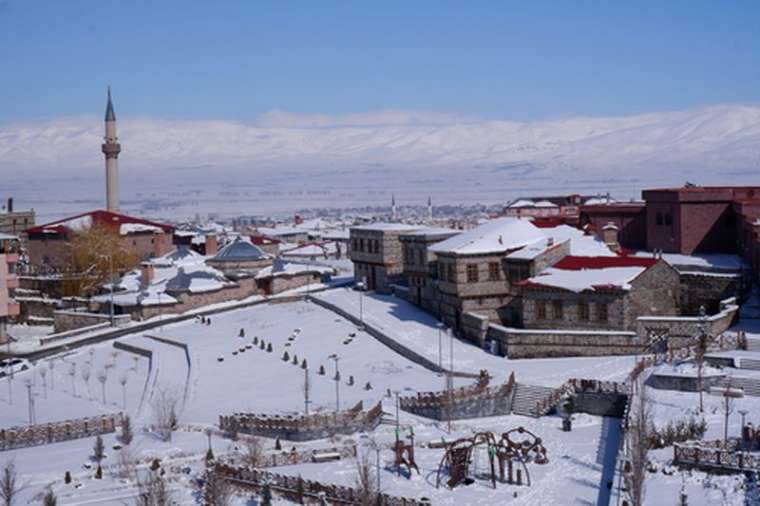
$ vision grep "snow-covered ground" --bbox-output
[4,288,760,505]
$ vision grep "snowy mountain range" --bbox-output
[1,104,759,219]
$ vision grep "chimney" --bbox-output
[294,214,304,225]
[602,222,620,252]
[205,234,218,256]
[6,198,12,213]
[547,237,554,247]
[140,262,154,286]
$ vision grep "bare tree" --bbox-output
[354,450,379,506]
[81,365,91,400]
[96,369,108,404]
[134,469,173,506]
[201,467,234,506]
[39,367,48,400]
[42,488,56,506]
[119,371,129,410]
[151,386,180,442]
[242,436,264,468]
[114,446,137,481]
[120,414,134,445]
[0,461,25,506]
[626,374,652,506]
[694,306,709,414]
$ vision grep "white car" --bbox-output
[0,358,30,377]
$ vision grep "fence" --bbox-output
[231,444,357,468]
[0,413,123,452]
[219,401,383,442]
[214,463,431,505]
[673,443,760,473]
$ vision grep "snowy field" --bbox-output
[3,289,760,504]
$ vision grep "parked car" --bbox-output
[0,358,30,377]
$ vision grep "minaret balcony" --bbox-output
[101,143,122,157]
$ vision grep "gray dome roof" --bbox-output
[211,237,269,262]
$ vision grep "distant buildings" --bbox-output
[0,199,35,249]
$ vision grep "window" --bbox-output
[656,212,663,226]
[418,250,425,266]
[664,213,672,226]
[373,240,379,253]
[537,301,547,319]
[553,300,563,320]
[467,264,479,283]
[438,264,445,279]
[488,262,501,281]
[507,263,530,283]
[447,264,455,282]
[352,239,357,251]
[578,302,590,321]
[597,303,608,322]
[359,239,364,252]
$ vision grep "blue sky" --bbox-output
[1,0,759,123]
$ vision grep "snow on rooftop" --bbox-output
[507,224,615,260]
[399,226,460,238]
[632,251,744,270]
[256,225,308,236]
[429,217,546,255]
[211,236,271,262]
[522,265,648,292]
[255,259,335,279]
[281,241,339,257]
[119,223,163,235]
[351,222,422,232]
[0,232,17,241]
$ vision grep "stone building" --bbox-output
[0,199,35,250]
[429,218,547,333]
[255,259,335,295]
[25,210,175,270]
[398,227,460,313]
[518,256,680,331]
[349,223,421,292]
[0,234,20,344]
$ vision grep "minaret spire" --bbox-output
[102,87,121,212]
[391,194,397,222]
[427,195,433,222]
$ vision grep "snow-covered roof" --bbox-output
[0,232,17,241]
[165,266,231,294]
[583,196,618,205]
[281,241,339,257]
[507,224,615,260]
[429,218,545,255]
[210,237,271,262]
[151,246,205,267]
[399,227,460,238]
[27,210,173,236]
[631,251,744,271]
[351,223,421,232]
[255,259,336,280]
[119,223,163,235]
[520,256,658,292]
[508,199,558,209]
[319,229,350,240]
[256,226,308,237]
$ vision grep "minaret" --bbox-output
[391,194,397,221]
[427,195,433,222]
[101,87,121,212]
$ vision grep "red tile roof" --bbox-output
[27,209,174,235]
[551,255,657,270]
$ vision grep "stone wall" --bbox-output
[268,273,322,295]
[487,324,641,358]
[53,310,130,333]
[679,271,742,315]
[636,297,739,340]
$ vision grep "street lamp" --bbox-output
[328,354,340,412]
[437,323,443,370]
[739,409,749,431]
[356,280,366,328]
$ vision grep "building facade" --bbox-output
[349,223,421,292]
[0,234,20,344]
[0,200,35,250]
[399,228,459,313]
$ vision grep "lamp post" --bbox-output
[329,354,340,412]
[739,409,749,431]
[437,323,443,370]
[356,280,366,328]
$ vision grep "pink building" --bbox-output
[0,233,20,344]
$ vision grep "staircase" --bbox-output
[715,377,760,397]
[739,357,760,371]
[511,383,556,417]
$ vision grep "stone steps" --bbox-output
[739,357,760,371]
[511,383,556,418]
[715,377,760,397]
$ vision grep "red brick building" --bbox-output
[26,210,175,269]
[579,202,647,250]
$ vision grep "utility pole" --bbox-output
[303,366,311,415]
[24,380,34,424]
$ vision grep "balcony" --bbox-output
[5,276,19,290]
